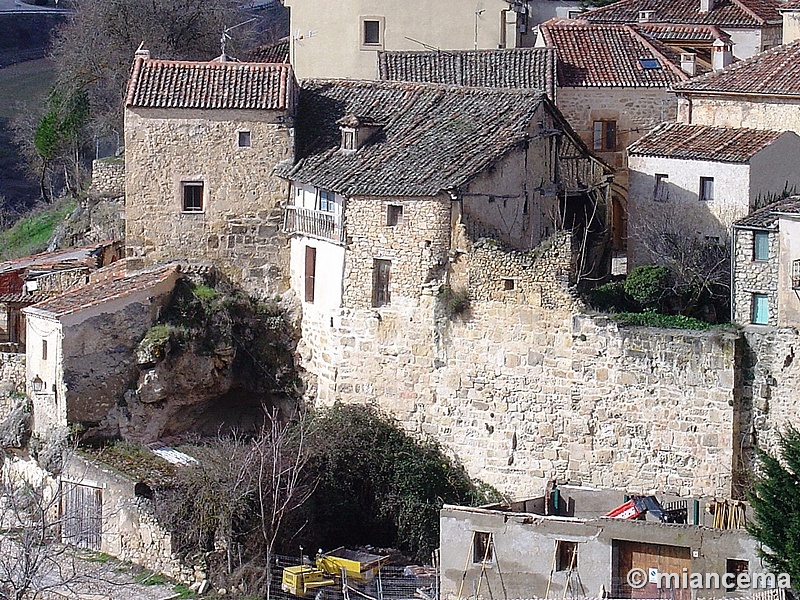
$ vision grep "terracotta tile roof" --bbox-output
[538,20,693,87]
[25,265,180,319]
[581,0,783,27]
[126,56,295,111]
[628,122,789,162]
[0,243,115,276]
[245,38,290,64]
[0,294,46,304]
[673,40,800,95]
[634,22,730,42]
[277,80,558,197]
[734,196,800,227]
[377,48,557,98]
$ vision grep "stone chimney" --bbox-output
[638,10,655,22]
[699,0,714,13]
[680,53,697,76]
[782,5,800,44]
[712,38,733,70]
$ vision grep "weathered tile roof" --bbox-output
[26,264,179,319]
[377,48,557,98]
[245,38,290,64]
[628,122,788,162]
[673,40,800,95]
[538,20,692,87]
[0,243,115,276]
[734,196,800,228]
[276,80,552,197]
[634,22,730,42]
[581,0,783,27]
[126,56,295,110]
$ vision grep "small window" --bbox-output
[752,293,769,325]
[238,131,251,148]
[639,57,662,69]
[317,189,336,213]
[593,120,617,151]
[363,19,381,46]
[372,259,391,307]
[342,129,356,150]
[725,559,748,590]
[653,173,669,202]
[567,9,583,18]
[699,177,714,202]
[305,246,316,304]
[792,259,800,289]
[502,278,516,291]
[472,532,493,564]
[42,340,48,361]
[182,182,204,212]
[753,231,769,261]
[556,540,578,571]
[387,205,403,226]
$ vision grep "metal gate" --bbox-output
[60,480,102,550]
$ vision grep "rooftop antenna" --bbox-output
[474,9,486,50]
[404,36,454,55]
[220,18,257,59]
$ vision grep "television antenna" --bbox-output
[221,18,257,58]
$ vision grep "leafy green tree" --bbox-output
[749,426,800,584]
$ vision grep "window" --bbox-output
[556,541,578,571]
[653,173,669,202]
[793,259,800,289]
[362,19,381,46]
[305,246,316,304]
[387,205,403,226]
[567,9,583,18]
[725,559,749,591]
[502,278,516,291]
[699,177,714,202]
[752,293,769,325]
[753,231,769,261]
[317,189,336,213]
[593,120,617,151]
[182,182,204,212]
[472,532,493,564]
[238,131,251,148]
[372,259,391,307]
[342,129,356,151]
[42,340,47,361]
[639,57,662,70]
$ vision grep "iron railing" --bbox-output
[283,205,345,245]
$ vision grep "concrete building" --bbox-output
[440,490,765,600]
[282,0,537,80]
[731,197,800,327]
[627,123,800,268]
[124,50,296,297]
[23,263,181,436]
[580,0,785,59]
[673,40,800,134]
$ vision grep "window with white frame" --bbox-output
[317,189,336,213]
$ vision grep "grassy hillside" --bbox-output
[0,198,75,261]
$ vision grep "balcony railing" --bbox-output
[283,205,345,245]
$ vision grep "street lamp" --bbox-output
[31,376,43,393]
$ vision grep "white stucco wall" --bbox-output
[777,216,800,327]
[627,155,750,268]
[290,236,346,311]
[284,0,522,79]
[724,27,763,59]
[24,314,65,435]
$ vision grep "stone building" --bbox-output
[673,40,800,134]
[23,263,181,436]
[124,50,296,297]
[282,0,538,80]
[731,197,800,327]
[535,19,708,252]
[440,492,762,600]
[627,123,800,268]
[580,0,785,59]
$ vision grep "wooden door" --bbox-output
[615,540,691,600]
[305,246,316,303]
[60,481,102,551]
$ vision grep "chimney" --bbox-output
[638,10,655,22]
[712,38,733,70]
[782,6,800,44]
[699,0,714,13]
[680,52,697,76]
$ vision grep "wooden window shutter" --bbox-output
[305,246,316,303]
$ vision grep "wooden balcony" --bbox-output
[283,205,345,245]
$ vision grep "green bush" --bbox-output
[584,280,631,312]
[624,265,671,309]
[439,285,471,317]
[611,312,713,330]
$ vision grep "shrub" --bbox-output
[611,312,713,330]
[624,265,671,309]
[439,285,471,317]
[584,280,631,313]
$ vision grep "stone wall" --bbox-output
[678,95,800,135]
[90,158,125,198]
[33,268,90,295]
[0,352,26,421]
[301,234,738,498]
[732,228,778,326]
[125,107,293,297]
